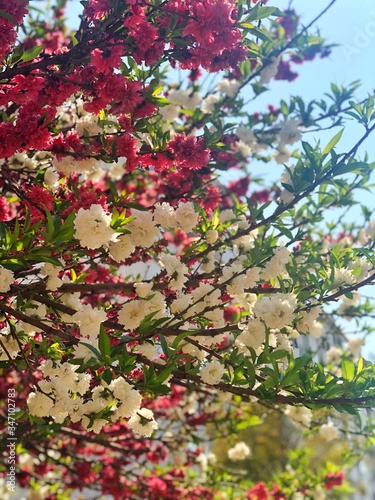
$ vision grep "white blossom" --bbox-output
[206,229,219,244]
[41,262,62,291]
[72,304,107,338]
[168,89,202,109]
[236,318,266,351]
[0,329,19,360]
[44,167,60,191]
[274,146,291,164]
[175,201,199,232]
[309,321,323,339]
[127,209,160,248]
[215,78,241,97]
[278,119,302,146]
[128,408,158,437]
[254,293,296,329]
[153,202,177,228]
[259,56,281,85]
[201,94,220,114]
[134,282,153,298]
[0,266,14,293]
[74,204,117,249]
[325,346,342,365]
[159,254,188,291]
[118,300,146,331]
[159,103,181,122]
[345,337,362,360]
[108,234,135,262]
[319,421,340,441]
[227,442,251,461]
[285,405,312,428]
[200,360,225,385]
[332,267,356,288]
[27,391,54,418]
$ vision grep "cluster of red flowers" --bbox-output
[0,0,29,58]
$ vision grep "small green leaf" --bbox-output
[20,45,45,63]
[341,358,355,382]
[98,326,111,359]
[0,10,18,25]
[322,129,344,156]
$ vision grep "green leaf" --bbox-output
[0,10,18,24]
[245,5,284,22]
[341,358,355,382]
[357,357,363,374]
[20,45,45,63]
[322,128,344,156]
[98,326,111,359]
[159,334,170,357]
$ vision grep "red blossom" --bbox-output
[0,196,11,221]
[274,59,298,82]
[168,134,210,170]
[24,185,54,222]
[277,9,299,38]
[324,471,345,490]
[228,176,251,198]
[247,482,269,500]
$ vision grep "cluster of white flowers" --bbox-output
[159,254,188,291]
[297,305,322,335]
[332,267,356,288]
[0,265,14,293]
[27,360,152,435]
[253,293,297,330]
[201,94,220,114]
[153,202,177,228]
[215,78,241,97]
[7,152,38,170]
[76,113,102,137]
[284,405,312,429]
[40,262,63,291]
[279,167,294,204]
[108,234,135,262]
[109,201,199,263]
[168,88,202,109]
[259,56,281,85]
[72,303,107,361]
[357,219,375,244]
[274,145,291,165]
[227,442,251,461]
[278,119,302,147]
[345,336,362,360]
[128,407,158,437]
[118,291,166,331]
[126,209,160,247]
[44,166,60,192]
[319,421,340,441]
[159,103,180,122]
[175,201,199,232]
[53,155,103,176]
[0,327,20,360]
[236,318,266,354]
[200,359,225,385]
[190,282,224,327]
[235,124,266,153]
[74,204,118,249]
[325,346,342,365]
[261,246,291,281]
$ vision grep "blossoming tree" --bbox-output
[1,0,375,498]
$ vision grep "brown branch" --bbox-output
[0,303,76,343]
